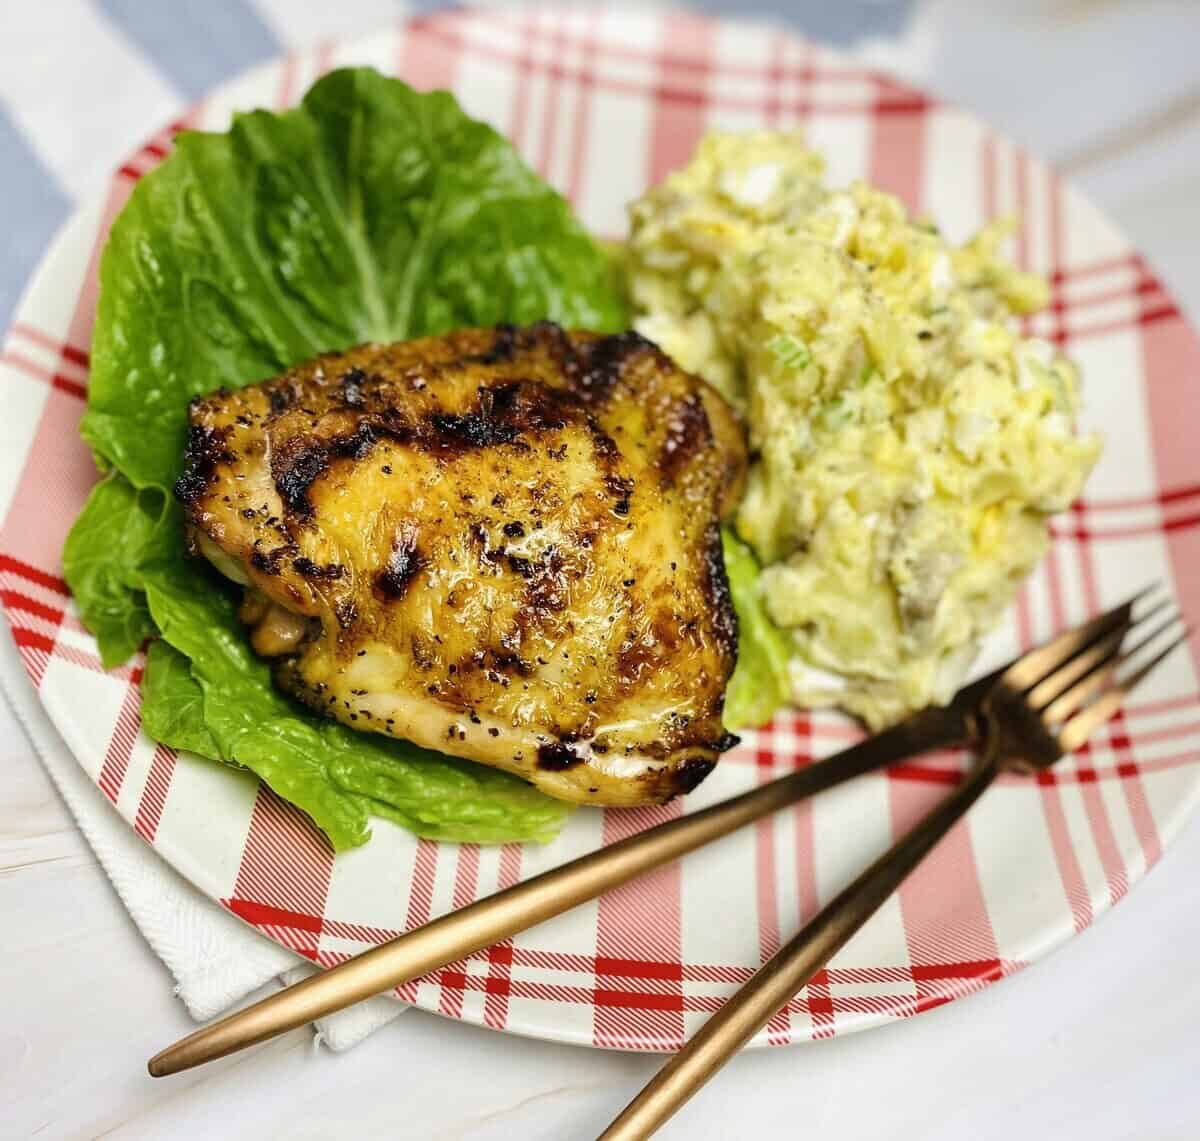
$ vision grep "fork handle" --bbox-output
[599,754,1000,1141]
[148,715,960,1077]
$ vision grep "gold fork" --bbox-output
[599,593,1189,1140]
[147,590,1146,1078]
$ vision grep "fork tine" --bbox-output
[1042,612,1182,725]
[1027,624,1126,713]
[1002,584,1158,692]
[1058,626,1194,753]
[1030,598,1174,713]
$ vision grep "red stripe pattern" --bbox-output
[229,789,335,960]
[1,8,1199,1052]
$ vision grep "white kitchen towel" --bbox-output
[0,629,403,1047]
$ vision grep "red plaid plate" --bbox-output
[2,8,1199,1052]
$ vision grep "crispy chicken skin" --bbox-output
[176,323,747,805]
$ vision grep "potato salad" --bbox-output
[627,131,1102,727]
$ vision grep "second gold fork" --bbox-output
[600,592,1188,1140]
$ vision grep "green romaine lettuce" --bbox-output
[140,639,221,759]
[722,530,793,730]
[61,475,164,668]
[81,67,626,493]
[63,68,623,848]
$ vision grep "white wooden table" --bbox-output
[4,2,1200,1137]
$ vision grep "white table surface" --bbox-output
[4,2,1200,1138]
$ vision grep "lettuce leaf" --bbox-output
[61,475,163,668]
[81,67,626,492]
[722,530,794,730]
[140,639,222,758]
[63,69,623,848]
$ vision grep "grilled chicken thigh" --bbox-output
[176,323,746,805]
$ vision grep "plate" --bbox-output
[2,7,1199,1052]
